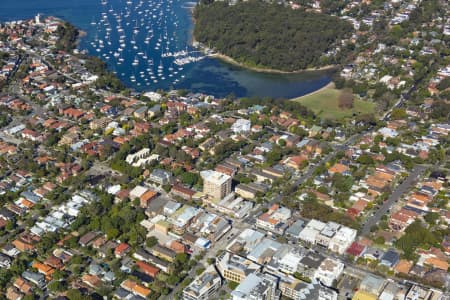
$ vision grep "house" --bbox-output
[22,271,45,288]
[148,104,161,118]
[171,184,196,201]
[359,274,385,297]
[145,253,173,274]
[0,208,15,222]
[404,285,438,300]
[328,226,357,255]
[215,163,238,177]
[314,258,344,287]
[133,106,148,119]
[150,244,176,262]
[32,261,55,279]
[231,119,251,133]
[6,286,23,300]
[82,274,102,289]
[149,169,172,185]
[379,282,401,300]
[135,260,160,278]
[2,244,20,258]
[417,248,449,271]
[78,232,99,247]
[394,260,413,275]
[346,242,366,257]
[63,107,84,119]
[285,220,305,239]
[0,253,12,269]
[389,209,418,231]
[163,201,182,216]
[283,155,308,170]
[235,184,259,200]
[299,219,326,244]
[12,239,35,252]
[253,170,278,183]
[115,243,131,258]
[129,185,149,200]
[363,247,384,261]
[140,190,158,208]
[328,163,350,176]
[13,277,33,295]
[316,222,340,248]
[256,204,291,234]
[380,249,400,268]
[120,279,151,298]
[168,240,187,254]
[21,129,43,142]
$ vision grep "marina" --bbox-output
[0,0,332,98]
[85,0,205,88]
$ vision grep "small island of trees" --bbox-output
[194,0,353,71]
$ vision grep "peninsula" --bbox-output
[193,1,353,72]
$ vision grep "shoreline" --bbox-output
[291,82,336,101]
[209,52,337,74]
[191,35,337,74]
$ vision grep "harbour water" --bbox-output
[0,0,332,98]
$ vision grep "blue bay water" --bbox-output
[0,0,332,98]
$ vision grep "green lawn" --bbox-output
[293,85,375,119]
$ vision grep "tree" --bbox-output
[66,289,92,300]
[332,173,353,193]
[180,172,200,186]
[0,269,12,289]
[145,236,158,249]
[55,22,79,52]
[266,149,283,165]
[390,108,407,120]
[176,253,189,265]
[167,274,180,286]
[333,75,346,89]
[395,220,440,260]
[424,212,440,225]
[357,153,375,165]
[195,267,206,276]
[228,281,239,290]
[194,1,353,71]
[48,280,67,293]
[106,228,120,239]
[374,236,385,245]
[338,89,354,109]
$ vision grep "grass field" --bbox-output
[292,84,375,119]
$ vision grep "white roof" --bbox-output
[307,219,327,231]
[279,252,302,270]
[130,185,148,198]
[238,229,264,245]
[200,170,231,185]
[107,185,121,195]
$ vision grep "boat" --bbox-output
[132,56,139,66]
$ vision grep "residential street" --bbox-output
[361,164,427,235]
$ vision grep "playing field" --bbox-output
[293,84,375,119]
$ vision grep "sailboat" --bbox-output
[132,56,139,66]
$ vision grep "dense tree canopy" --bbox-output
[194,1,353,71]
[55,22,79,52]
[395,220,442,260]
